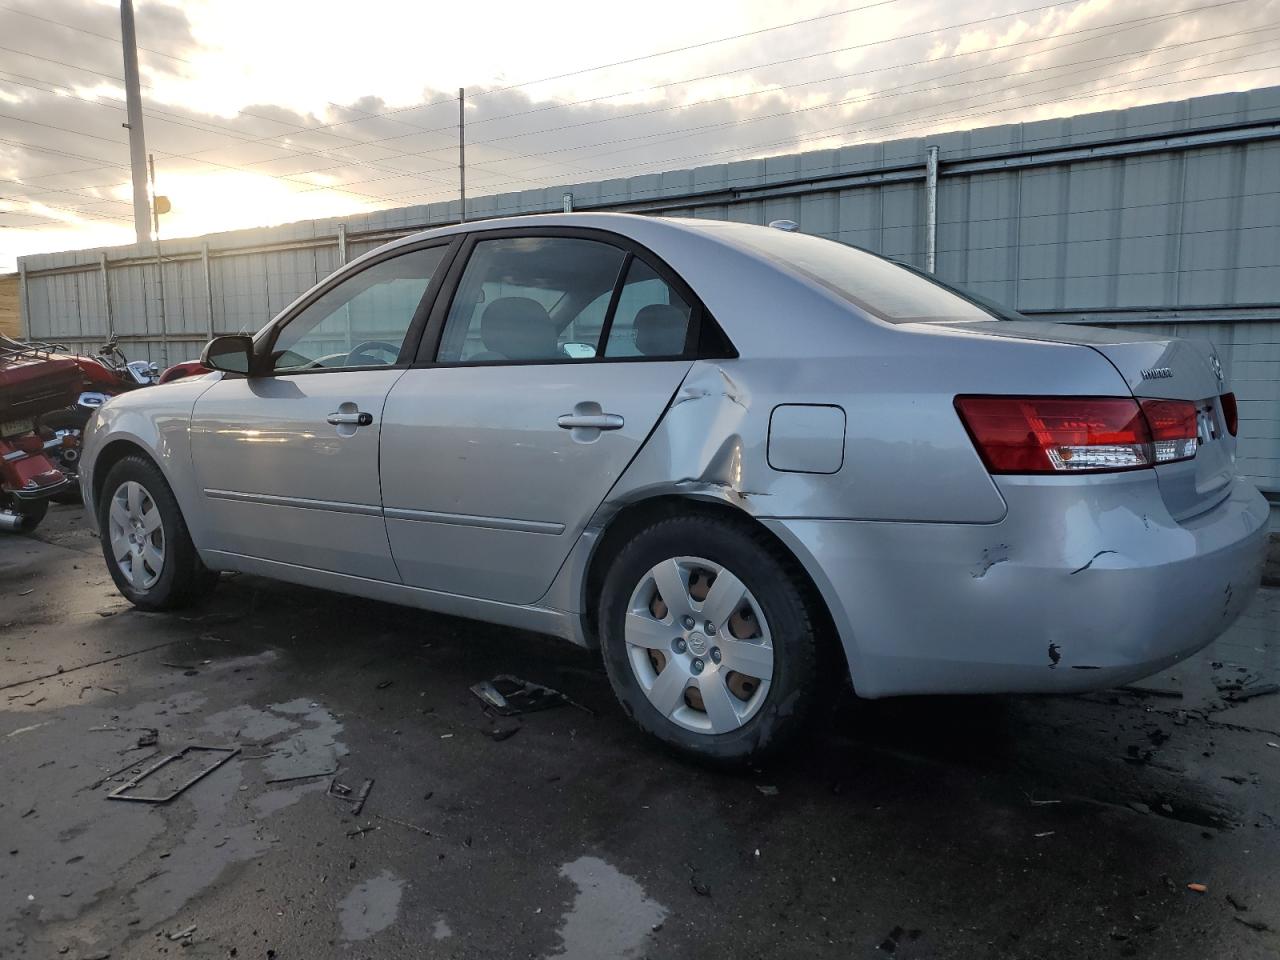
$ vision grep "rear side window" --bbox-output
[713,226,992,324]
[436,237,626,363]
[603,259,692,358]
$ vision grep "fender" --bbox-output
[81,373,221,543]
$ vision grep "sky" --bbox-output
[1,0,1278,271]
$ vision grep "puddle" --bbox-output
[551,856,666,960]
[338,870,404,941]
[433,916,453,940]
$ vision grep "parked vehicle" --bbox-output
[156,359,210,384]
[0,337,79,532]
[78,214,1269,762]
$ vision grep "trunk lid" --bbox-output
[936,320,1236,520]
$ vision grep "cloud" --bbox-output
[2,0,1279,270]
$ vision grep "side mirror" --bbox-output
[201,335,255,376]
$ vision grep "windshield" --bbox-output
[702,223,995,324]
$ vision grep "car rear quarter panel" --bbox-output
[600,321,1133,526]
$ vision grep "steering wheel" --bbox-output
[346,340,402,366]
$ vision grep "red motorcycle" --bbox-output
[0,337,80,533]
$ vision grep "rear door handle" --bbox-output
[327,411,373,426]
[557,413,624,430]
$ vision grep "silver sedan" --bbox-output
[80,213,1269,763]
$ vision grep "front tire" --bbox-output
[97,455,218,610]
[599,513,820,765]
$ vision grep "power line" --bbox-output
[324,27,1280,206]
[0,4,449,146]
[0,0,907,175]
[193,0,1248,199]
[365,42,1279,210]
[0,71,464,191]
[2,1,1275,231]
[493,26,1280,176]
[218,0,1095,176]
[391,0,1242,148]
[1,0,1227,212]
[0,43,570,203]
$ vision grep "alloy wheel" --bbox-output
[623,556,774,735]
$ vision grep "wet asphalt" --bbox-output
[2,505,1279,960]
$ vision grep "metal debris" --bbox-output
[687,865,711,897]
[1225,682,1279,703]
[328,777,374,816]
[107,746,240,803]
[265,768,337,784]
[471,675,570,716]
[85,749,160,792]
[1234,916,1270,932]
[373,814,434,837]
[351,779,374,816]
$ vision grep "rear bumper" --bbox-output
[764,474,1269,698]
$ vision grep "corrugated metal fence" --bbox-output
[16,86,1280,505]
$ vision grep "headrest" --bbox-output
[480,297,558,360]
[633,304,688,357]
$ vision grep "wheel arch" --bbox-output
[90,437,157,511]
[580,494,846,683]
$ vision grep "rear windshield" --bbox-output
[707,225,994,324]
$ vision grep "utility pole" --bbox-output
[924,144,939,274]
[458,87,466,223]
[119,0,151,246]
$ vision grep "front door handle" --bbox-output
[327,411,373,426]
[557,413,624,431]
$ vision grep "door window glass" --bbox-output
[436,237,626,363]
[269,246,448,373]
[603,259,693,358]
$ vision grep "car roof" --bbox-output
[371,211,762,253]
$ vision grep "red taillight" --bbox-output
[1139,398,1199,464]
[1219,392,1238,436]
[955,396,1199,475]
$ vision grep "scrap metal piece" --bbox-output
[351,778,374,816]
[470,675,568,716]
[107,746,240,803]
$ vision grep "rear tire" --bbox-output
[97,455,218,610]
[598,513,819,765]
[0,496,48,535]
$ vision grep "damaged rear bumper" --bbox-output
[763,474,1270,698]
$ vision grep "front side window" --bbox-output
[269,245,448,373]
[436,236,627,364]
